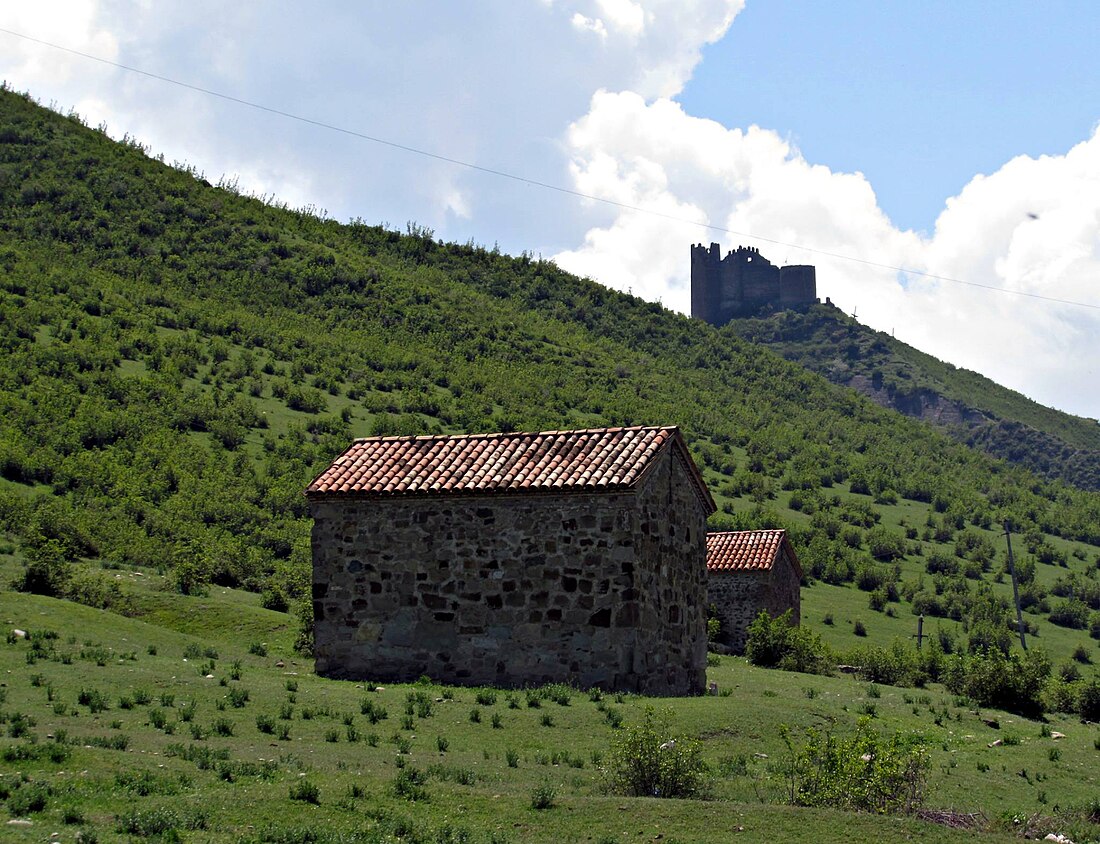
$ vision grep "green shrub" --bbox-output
[392,767,428,802]
[1078,679,1100,721]
[115,807,208,836]
[13,539,72,596]
[604,707,707,799]
[530,783,556,810]
[943,648,1051,716]
[779,719,928,814]
[360,699,388,723]
[77,687,109,713]
[6,781,51,815]
[745,610,832,674]
[847,640,927,687]
[289,780,320,804]
[1050,600,1090,630]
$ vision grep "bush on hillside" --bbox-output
[604,707,707,799]
[1049,599,1091,630]
[779,719,929,815]
[745,610,832,675]
[1077,678,1100,722]
[13,539,71,597]
[942,648,1051,716]
[846,640,930,688]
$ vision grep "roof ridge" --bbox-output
[349,425,675,445]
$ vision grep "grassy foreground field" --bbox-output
[1,574,1098,844]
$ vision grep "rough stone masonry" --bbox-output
[307,427,716,696]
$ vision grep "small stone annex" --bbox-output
[706,529,802,654]
[306,426,717,696]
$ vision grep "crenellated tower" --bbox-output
[690,243,817,326]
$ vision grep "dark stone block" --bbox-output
[589,607,611,628]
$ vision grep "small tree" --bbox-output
[15,539,72,596]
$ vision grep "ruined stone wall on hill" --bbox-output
[691,243,817,326]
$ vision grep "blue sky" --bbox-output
[1,1,1097,418]
[682,1,1100,234]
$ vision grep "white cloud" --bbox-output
[593,0,646,38]
[559,0,743,98]
[554,92,1100,418]
[572,13,608,39]
[1,1,117,86]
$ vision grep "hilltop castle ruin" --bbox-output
[691,243,817,325]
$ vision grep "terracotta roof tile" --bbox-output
[706,530,801,576]
[306,426,714,512]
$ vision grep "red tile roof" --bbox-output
[706,530,801,577]
[306,426,715,511]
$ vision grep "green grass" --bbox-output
[1,591,1097,843]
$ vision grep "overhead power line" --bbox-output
[2,26,1098,312]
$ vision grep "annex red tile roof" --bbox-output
[706,530,801,577]
[306,426,715,511]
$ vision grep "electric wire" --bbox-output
[1,26,1098,312]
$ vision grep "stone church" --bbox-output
[306,426,716,696]
[706,529,802,654]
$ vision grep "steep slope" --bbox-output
[725,305,1100,490]
[1,86,1098,667]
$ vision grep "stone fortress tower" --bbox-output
[691,243,818,326]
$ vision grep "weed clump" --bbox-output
[289,780,320,804]
[530,783,556,810]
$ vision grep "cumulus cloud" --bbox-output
[0,1,742,251]
[562,0,742,98]
[553,92,1100,418]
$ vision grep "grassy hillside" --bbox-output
[2,84,1099,671]
[727,306,1100,490]
[2,81,1100,841]
[2,84,1100,659]
[0,571,1097,843]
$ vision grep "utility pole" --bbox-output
[1004,521,1027,650]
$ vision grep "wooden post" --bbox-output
[916,614,924,651]
[1004,521,1027,651]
